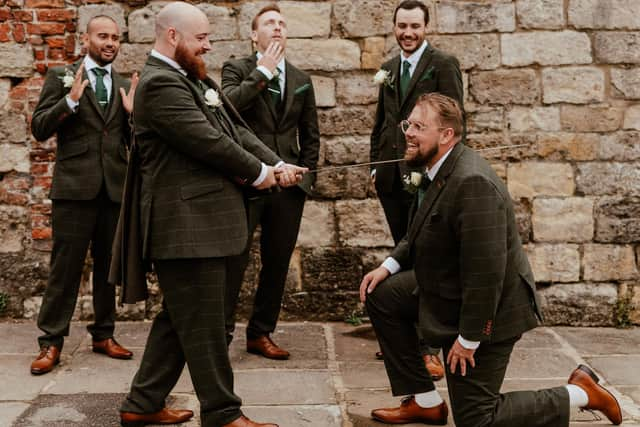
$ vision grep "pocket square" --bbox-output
[419,66,436,82]
[294,83,311,95]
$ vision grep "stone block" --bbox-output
[599,131,640,160]
[611,67,640,99]
[111,43,151,75]
[284,289,360,321]
[583,244,638,281]
[594,32,640,64]
[430,34,500,70]
[525,244,580,282]
[595,196,640,242]
[127,2,166,43]
[204,40,252,70]
[577,162,640,196]
[624,105,640,130]
[561,105,624,132]
[318,105,375,136]
[436,1,515,33]
[297,201,335,247]
[300,247,363,292]
[0,144,29,173]
[466,106,505,133]
[336,199,394,247]
[77,4,125,35]
[539,283,617,326]
[335,73,377,105]
[313,167,370,199]
[569,0,640,29]
[502,31,592,66]
[0,111,28,144]
[536,132,599,161]
[323,135,369,165]
[0,78,10,108]
[516,0,564,29]
[507,162,574,199]
[22,296,41,319]
[333,0,396,38]
[507,106,560,132]
[0,43,33,77]
[532,198,594,243]
[238,1,331,39]
[0,206,27,253]
[361,36,385,70]
[469,69,539,105]
[542,67,605,104]
[514,198,532,243]
[311,75,336,108]
[286,39,361,71]
[198,4,239,41]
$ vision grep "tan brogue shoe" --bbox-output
[93,338,133,360]
[246,335,290,360]
[120,407,194,426]
[30,345,60,375]
[222,415,279,427]
[423,354,445,381]
[568,364,622,425]
[371,396,448,425]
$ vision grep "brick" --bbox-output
[507,162,574,199]
[47,47,64,60]
[31,227,52,240]
[0,22,8,42]
[516,0,564,29]
[12,22,25,42]
[561,105,624,132]
[532,197,594,242]
[0,7,10,21]
[36,9,75,22]
[12,10,32,21]
[469,69,539,105]
[583,244,638,281]
[45,37,64,48]
[25,0,64,7]
[594,32,640,64]
[502,31,592,66]
[436,1,515,33]
[26,22,65,35]
[569,0,640,30]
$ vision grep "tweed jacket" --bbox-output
[31,58,131,203]
[133,56,281,260]
[370,45,464,194]
[221,55,320,194]
[391,143,543,346]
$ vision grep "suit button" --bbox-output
[103,130,108,136]
[392,144,397,149]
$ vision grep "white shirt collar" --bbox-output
[83,55,112,75]
[426,145,454,181]
[150,49,187,76]
[256,52,286,79]
[401,40,428,71]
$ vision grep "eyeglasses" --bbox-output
[399,119,447,135]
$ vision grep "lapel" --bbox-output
[386,55,402,111]
[407,142,465,244]
[201,76,242,141]
[104,70,123,125]
[280,60,299,123]
[400,45,435,111]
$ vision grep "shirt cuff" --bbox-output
[381,257,401,275]
[371,169,376,177]
[251,163,269,187]
[256,65,273,81]
[457,335,480,350]
[275,160,285,168]
[65,94,79,112]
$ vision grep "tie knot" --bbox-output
[421,172,431,189]
[92,67,107,77]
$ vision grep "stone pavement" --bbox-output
[1,321,639,427]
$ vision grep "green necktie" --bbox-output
[400,60,411,100]
[417,173,431,206]
[92,67,108,110]
[268,67,282,108]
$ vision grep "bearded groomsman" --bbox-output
[222,3,320,360]
[30,15,137,375]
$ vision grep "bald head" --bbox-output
[153,1,211,63]
[156,2,207,37]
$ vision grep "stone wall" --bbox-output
[0,0,639,326]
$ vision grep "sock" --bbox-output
[566,384,589,407]
[414,391,443,408]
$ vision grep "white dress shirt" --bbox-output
[65,55,113,111]
[256,52,286,101]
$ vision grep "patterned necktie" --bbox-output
[400,60,411,100]
[268,67,282,108]
[92,67,108,110]
[417,173,431,206]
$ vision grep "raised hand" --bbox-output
[257,41,284,75]
[119,71,139,114]
[68,63,90,103]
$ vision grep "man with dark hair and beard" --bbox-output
[118,2,305,427]
[30,14,137,376]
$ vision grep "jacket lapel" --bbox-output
[387,55,402,110]
[280,61,298,123]
[104,71,123,124]
[407,142,465,244]
[80,62,107,121]
[400,45,434,111]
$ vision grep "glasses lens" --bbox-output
[401,120,409,133]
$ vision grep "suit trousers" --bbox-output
[121,257,243,427]
[367,271,570,427]
[37,186,119,349]
[376,166,413,245]
[225,187,306,342]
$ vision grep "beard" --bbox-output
[175,40,207,80]
[404,143,437,168]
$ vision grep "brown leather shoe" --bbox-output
[375,351,384,360]
[30,345,60,375]
[223,415,279,427]
[246,335,290,360]
[120,407,194,426]
[568,364,622,425]
[423,354,444,381]
[92,338,133,360]
[371,396,448,425]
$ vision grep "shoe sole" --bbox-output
[246,348,289,360]
[92,348,133,360]
[30,358,59,375]
[371,414,447,425]
[574,364,623,425]
[120,420,145,427]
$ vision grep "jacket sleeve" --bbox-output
[221,60,270,112]
[235,124,281,166]
[435,55,464,113]
[31,68,75,142]
[369,83,386,169]
[297,78,320,170]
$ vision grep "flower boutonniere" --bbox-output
[403,171,423,194]
[419,66,436,82]
[373,68,394,89]
[204,88,222,109]
[59,68,74,89]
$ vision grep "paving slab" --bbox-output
[505,347,577,379]
[0,402,29,427]
[339,360,390,389]
[242,405,341,427]
[235,370,336,405]
[111,321,153,350]
[332,323,381,361]
[554,327,640,355]
[584,356,640,386]
[0,321,86,355]
[0,355,59,400]
[514,327,562,349]
[618,386,640,405]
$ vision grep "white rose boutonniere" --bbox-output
[373,69,394,89]
[204,88,222,109]
[403,171,423,194]
[59,68,74,89]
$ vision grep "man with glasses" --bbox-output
[369,0,464,381]
[360,93,622,427]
